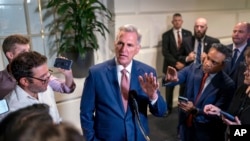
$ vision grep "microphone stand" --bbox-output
[130,93,150,141]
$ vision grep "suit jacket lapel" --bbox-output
[192,36,196,50]
[230,44,247,75]
[129,61,141,92]
[234,45,247,67]
[193,67,203,101]
[106,59,127,116]
[203,36,209,52]
[181,30,186,37]
[170,29,178,49]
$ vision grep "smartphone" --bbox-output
[54,58,73,70]
[178,96,188,103]
[0,99,9,114]
[220,110,235,121]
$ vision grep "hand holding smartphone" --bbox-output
[54,58,73,70]
[178,96,188,103]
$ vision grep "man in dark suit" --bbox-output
[162,13,192,114]
[163,43,235,141]
[80,24,167,141]
[224,22,250,88]
[182,17,220,64]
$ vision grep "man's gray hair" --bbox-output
[117,24,142,44]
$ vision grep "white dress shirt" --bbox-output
[173,28,182,46]
[0,85,61,123]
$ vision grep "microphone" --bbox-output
[129,90,150,141]
[129,90,139,118]
[129,90,137,99]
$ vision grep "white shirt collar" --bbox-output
[233,42,248,53]
[173,28,182,33]
[115,59,133,74]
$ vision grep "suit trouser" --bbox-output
[165,83,185,112]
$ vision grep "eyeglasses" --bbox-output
[27,70,53,84]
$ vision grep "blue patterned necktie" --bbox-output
[231,49,239,68]
[196,41,202,64]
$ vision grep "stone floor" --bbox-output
[148,107,179,141]
[148,85,180,141]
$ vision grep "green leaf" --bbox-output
[44,0,113,57]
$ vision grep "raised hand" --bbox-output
[165,66,179,82]
[138,72,159,100]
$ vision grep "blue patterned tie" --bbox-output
[231,49,239,68]
[196,41,202,64]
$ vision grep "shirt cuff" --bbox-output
[150,94,158,105]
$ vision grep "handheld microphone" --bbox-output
[129,90,150,141]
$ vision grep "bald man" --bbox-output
[182,17,220,64]
[224,22,250,88]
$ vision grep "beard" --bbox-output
[27,83,48,94]
[194,31,206,40]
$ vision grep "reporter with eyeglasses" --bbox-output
[0,34,75,100]
[0,51,61,123]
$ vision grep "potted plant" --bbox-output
[43,0,112,78]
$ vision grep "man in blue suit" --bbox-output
[80,24,167,141]
[163,43,235,141]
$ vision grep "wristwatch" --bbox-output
[191,107,199,116]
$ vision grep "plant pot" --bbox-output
[63,51,94,78]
